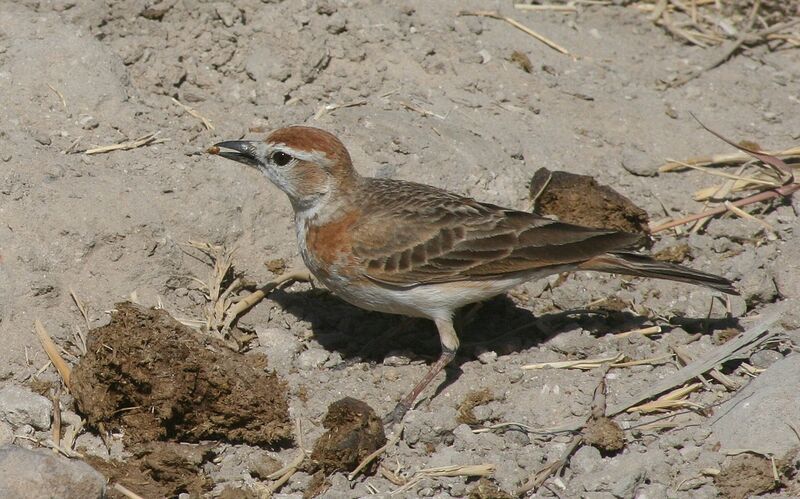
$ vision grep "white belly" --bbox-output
[318,272,537,321]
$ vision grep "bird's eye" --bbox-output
[271,151,292,166]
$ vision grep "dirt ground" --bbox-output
[2,0,800,497]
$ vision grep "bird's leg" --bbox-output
[384,317,459,424]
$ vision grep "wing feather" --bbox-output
[349,178,641,287]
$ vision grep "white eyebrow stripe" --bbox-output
[270,143,332,166]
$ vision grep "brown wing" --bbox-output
[349,178,641,287]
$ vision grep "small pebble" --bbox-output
[0,447,106,498]
[32,132,51,145]
[0,386,52,430]
[78,115,99,130]
[296,348,329,370]
[749,349,783,369]
[570,444,602,474]
[476,348,497,364]
[383,350,412,366]
[214,2,240,27]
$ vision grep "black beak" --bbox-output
[212,141,260,168]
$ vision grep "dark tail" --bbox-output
[579,252,738,295]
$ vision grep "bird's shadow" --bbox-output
[266,285,739,399]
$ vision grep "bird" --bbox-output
[210,126,737,423]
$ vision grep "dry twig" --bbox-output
[459,10,573,56]
[84,132,167,155]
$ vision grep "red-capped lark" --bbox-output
[212,126,736,423]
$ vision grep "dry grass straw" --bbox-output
[13,434,83,459]
[391,464,495,495]
[262,418,307,494]
[658,146,800,174]
[650,119,798,234]
[312,99,367,120]
[522,353,624,370]
[521,352,671,370]
[185,241,315,340]
[313,89,398,121]
[739,362,765,377]
[673,344,738,390]
[171,97,214,131]
[187,241,238,334]
[515,1,615,12]
[459,10,573,56]
[516,436,581,494]
[50,384,62,448]
[607,309,782,416]
[83,131,168,155]
[399,101,447,120]
[68,288,89,355]
[47,83,67,111]
[34,319,71,389]
[613,325,662,338]
[112,483,146,499]
[627,382,704,413]
[636,0,800,87]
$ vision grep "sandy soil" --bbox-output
[2,0,800,497]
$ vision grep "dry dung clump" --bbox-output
[529,167,651,244]
[310,397,386,474]
[582,416,625,454]
[715,453,782,499]
[71,302,292,447]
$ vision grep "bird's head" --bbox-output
[211,126,358,212]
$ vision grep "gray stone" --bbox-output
[710,354,800,456]
[573,449,669,498]
[78,115,99,130]
[296,348,329,370]
[404,407,458,447]
[214,2,240,27]
[571,444,602,474]
[476,348,498,364]
[383,350,412,366]
[0,385,52,430]
[621,148,659,177]
[0,446,105,498]
[255,326,301,371]
[749,349,783,369]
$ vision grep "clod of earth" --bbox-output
[310,397,386,473]
[468,477,514,499]
[715,453,785,499]
[85,441,215,498]
[71,302,292,447]
[582,416,625,454]
[457,388,495,425]
[529,167,651,245]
